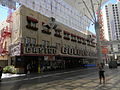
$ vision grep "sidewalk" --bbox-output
[1,73,26,79]
[1,67,96,82]
[20,66,120,90]
[1,66,120,90]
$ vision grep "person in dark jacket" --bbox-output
[98,63,105,84]
[27,64,31,74]
[0,66,3,81]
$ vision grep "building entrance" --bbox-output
[25,56,39,73]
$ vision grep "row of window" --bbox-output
[26,16,96,47]
[42,29,95,46]
[24,37,96,51]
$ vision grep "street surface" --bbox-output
[0,66,120,90]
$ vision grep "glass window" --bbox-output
[42,40,49,46]
[64,33,69,38]
[31,38,36,45]
[26,37,31,44]
[56,43,60,48]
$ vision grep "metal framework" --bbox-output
[0,9,12,54]
[83,0,102,63]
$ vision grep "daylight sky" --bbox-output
[0,0,117,33]
[88,0,117,34]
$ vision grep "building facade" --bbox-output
[0,5,97,73]
[105,2,120,53]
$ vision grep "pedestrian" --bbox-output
[98,63,105,84]
[0,66,3,82]
[40,64,45,73]
[27,64,31,74]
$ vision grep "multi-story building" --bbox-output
[105,2,120,53]
[0,5,97,73]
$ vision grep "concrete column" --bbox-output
[95,21,103,63]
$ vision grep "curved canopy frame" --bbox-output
[64,0,109,22]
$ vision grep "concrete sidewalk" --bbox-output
[1,66,120,90]
[1,73,26,79]
[1,67,96,81]
[19,66,120,90]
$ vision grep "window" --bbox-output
[71,34,76,42]
[56,43,60,49]
[82,38,86,45]
[31,38,36,45]
[64,33,69,37]
[54,29,62,38]
[42,40,50,46]
[25,37,31,45]
[77,36,82,43]
[64,31,70,40]
[26,16,38,31]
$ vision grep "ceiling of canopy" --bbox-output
[63,0,109,21]
[0,0,109,22]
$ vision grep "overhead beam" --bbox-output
[101,40,120,45]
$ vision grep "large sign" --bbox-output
[9,43,21,56]
[24,45,57,55]
[23,44,96,57]
[9,42,96,57]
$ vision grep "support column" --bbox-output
[95,21,103,63]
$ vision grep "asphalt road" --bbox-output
[0,66,120,90]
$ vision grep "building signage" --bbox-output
[9,43,96,57]
[24,45,57,54]
[61,46,83,56]
[23,44,96,57]
[9,43,21,56]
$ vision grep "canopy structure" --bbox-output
[0,0,109,23]
[0,0,16,9]
[64,0,109,22]
[64,0,110,63]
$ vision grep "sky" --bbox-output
[0,0,117,33]
[0,5,8,22]
[88,0,117,34]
